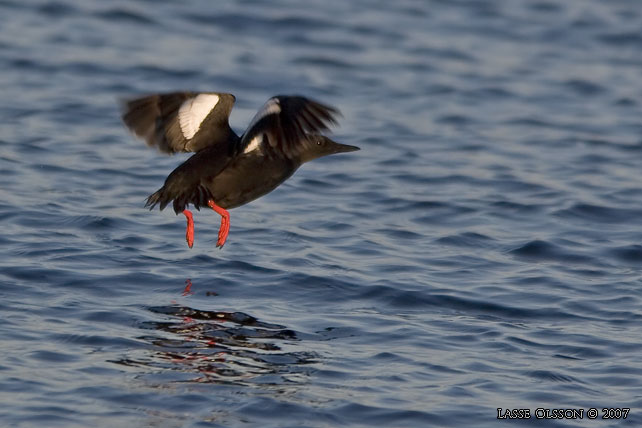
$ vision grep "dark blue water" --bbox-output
[2,0,642,427]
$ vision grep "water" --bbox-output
[1,0,642,426]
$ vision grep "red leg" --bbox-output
[207,200,230,248]
[183,209,194,248]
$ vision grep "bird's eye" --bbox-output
[316,139,322,146]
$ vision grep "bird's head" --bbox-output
[299,134,360,163]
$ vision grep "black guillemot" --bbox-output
[121,92,359,249]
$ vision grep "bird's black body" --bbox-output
[204,151,297,209]
[121,91,359,248]
[146,141,299,212]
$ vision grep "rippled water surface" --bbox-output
[2,0,642,427]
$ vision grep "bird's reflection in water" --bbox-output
[116,282,316,386]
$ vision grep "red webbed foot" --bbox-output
[183,209,194,248]
[207,200,230,248]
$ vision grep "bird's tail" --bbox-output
[144,188,170,211]
[145,184,213,214]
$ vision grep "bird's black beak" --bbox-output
[335,143,360,153]
[302,135,360,163]
[329,140,360,154]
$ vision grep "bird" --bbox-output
[121,92,359,249]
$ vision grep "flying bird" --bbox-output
[121,92,359,249]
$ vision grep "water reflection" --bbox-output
[114,287,316,386]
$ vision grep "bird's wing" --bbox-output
[121,92,237,154]
[240,96,340,158]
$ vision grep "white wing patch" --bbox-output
[262,98,282,116]
[178,94,220,140]
[246,98,281,131]
[243,134,263,154]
